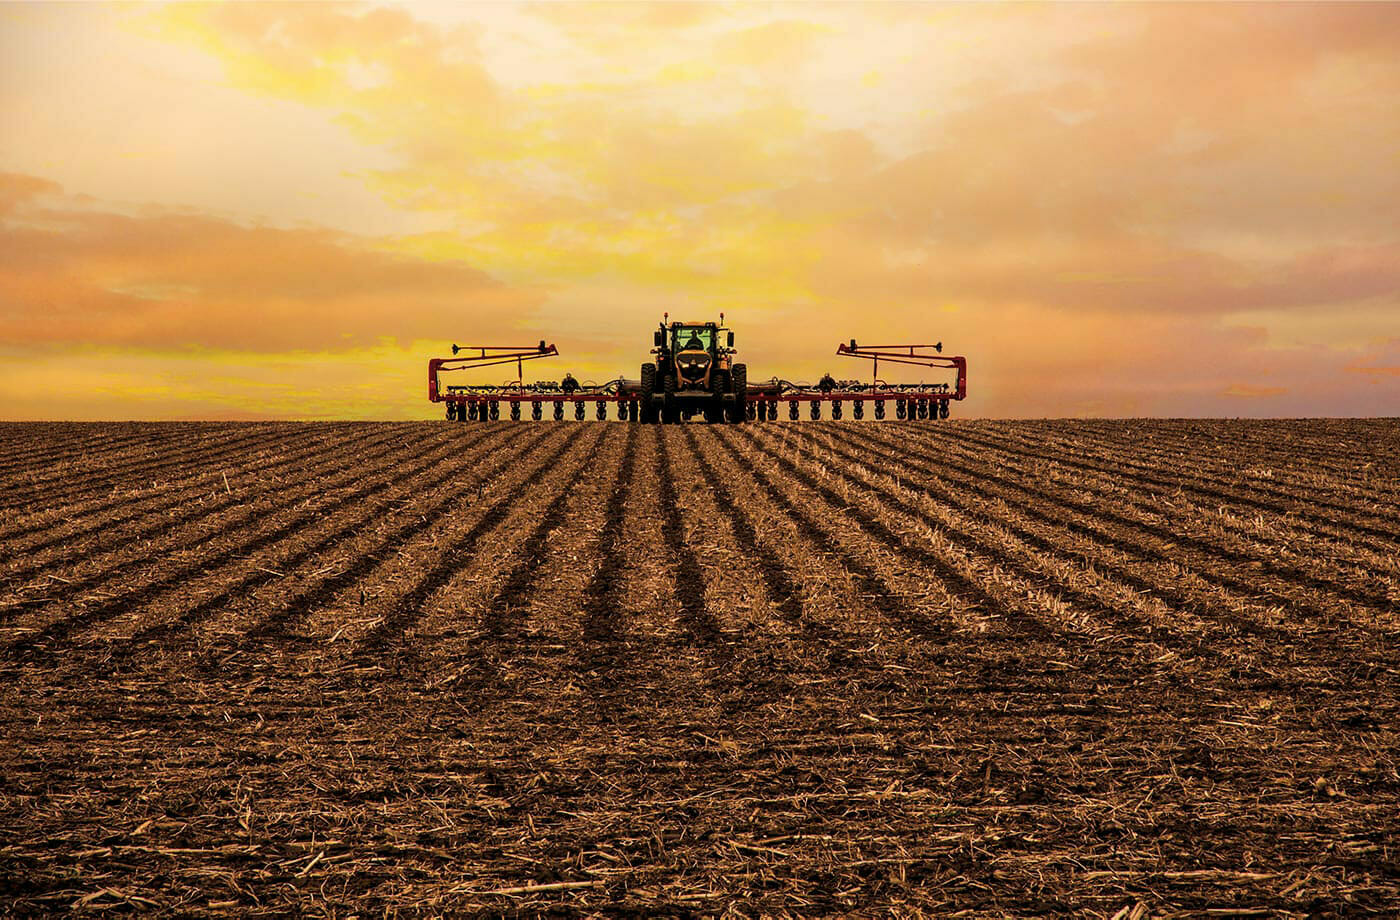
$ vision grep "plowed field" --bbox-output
[2,419,1398,916]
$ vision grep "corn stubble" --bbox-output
[1,418,1397,916]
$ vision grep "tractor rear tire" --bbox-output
[727,363,747,424]
[640,363,658,423]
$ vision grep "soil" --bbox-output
[1,419,1398,917]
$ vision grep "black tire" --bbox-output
[661,374,679,424]
[707,369,728,424]
[728,363,747,423]
[639,363,658,423]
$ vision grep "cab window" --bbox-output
[673,327,713,350]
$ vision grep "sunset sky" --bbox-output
[2,2,1397,419]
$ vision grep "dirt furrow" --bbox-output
[734,425,1116,644]
[1069,417,1389,475]
[715,426,1053,645]
[393,426,640,717]
[273,425,590,660]
[0,423,385,577]
[77,426,550,675]
[0,424,212,502]
[757,423,1223,648]
[880,424,1400,623]
[858,423,1400,614]
[347,424,609,662]
[0,427,154,480]
[0,426,509,661]
[732,425,1299,704]
[951,423,1400,553]
[997,420,1400,553]
[782,424,1400,702]
[1080,417,1400,477]
[656,430,724,647]
[0,424,288,512]
[463,427,620,644]
[525,424,751,726]
[673,426,938,695]
[0,422,358,546]
[963,422,1400,585]
[0,424,459,617]
[86,424,549,678]
[576,424,641,672]
[1062,419,1400,508]
[0,422,190,477]
[680,426,912,666]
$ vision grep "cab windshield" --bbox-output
[672,327,713,352]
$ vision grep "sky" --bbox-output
[2,1,1398,420]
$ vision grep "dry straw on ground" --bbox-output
[1,418,1397,916]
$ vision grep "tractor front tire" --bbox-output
[707,369,729,424]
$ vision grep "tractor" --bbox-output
[428,320,966,423]
[639,316,746,424]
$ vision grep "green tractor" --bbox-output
[640,317,746,424]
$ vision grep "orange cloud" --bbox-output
[0,172,537,352]
[1346,340,1400,381]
